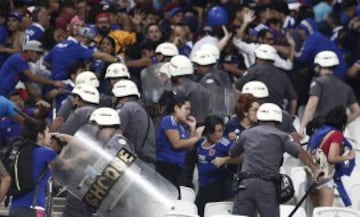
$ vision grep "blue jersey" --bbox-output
[0,108,34,147]
[0,118,22,147]
[156,115,190,167]
[0,24,9,65]
[44,37,94,81]
[223,116,246,139]
[10,146,57,209]
[23,23,45,46]
[196,137,233,187]
[0,96,17,118]
[0,53,29,96]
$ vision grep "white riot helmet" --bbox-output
[191,49,217,65]
[169,55,193,77]
[255,44,276,61]
[105,63,130,79]
[200,43,220,60]
[72,84,100,104]
[90,107,120,126]
[112,80,140,98]
[159,62,171,78]
[75,71,100,88]
[314,50,339,67]
[242,81,269,99]
[256,103,282,122]
[155,42,179,57]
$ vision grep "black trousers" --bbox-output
[156,161,182,188]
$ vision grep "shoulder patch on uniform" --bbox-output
[218,137,230,146]
[288,134,294,142]
[310,81,317,88]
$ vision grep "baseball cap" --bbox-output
[168,7,183,18]
[23,40,43,52]
[70,15,84,25]
[79,27,96,40]
[7,11,23,21]
[95,12,110,22]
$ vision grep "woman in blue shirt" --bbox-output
[9,119,58,217]
[194,115,239,217]
[156,93,201,187]
[224,94,260,141]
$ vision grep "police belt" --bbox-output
[236,172,277,183]
[140,155,156,164]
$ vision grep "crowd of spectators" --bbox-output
[0,0,360,216]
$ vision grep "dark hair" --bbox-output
[327,12,341,26]
[68,61,87,76]
[31,6,44,22]
[235,94,259,120]
[99,36,116,55]
[203,114,224,138]
[257,29,272,39]
[22,119,47,141]
[272,1,289,15]
[159,91,189,114]
[325,105,347,131]
[40,27,57,50]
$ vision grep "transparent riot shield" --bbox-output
[51,125,179,217]
[207,86,240,119]
[141,63,172,104]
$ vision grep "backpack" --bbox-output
[1,138,45,197]
[307,125,336,181]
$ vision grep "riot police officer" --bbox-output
[230,103,319,217]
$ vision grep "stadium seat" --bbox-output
[313,207,360,217]
[172,200,198,215]
[180,186,196,202]
[290,167,307,203]
[165,212,199,217]
[204,201,233,217]
[280,205,307,217]
[210,215,248,217]
[283,153,303,176]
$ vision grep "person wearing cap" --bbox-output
[0,11,24,55]
[0,90,49,148]
[58,84,100,136]
[166,55,210,123]
[103,62,131,92]
[229,103,320,217]
[235,44,298,117]
[160,7,184,40]
[88,107,133,154]
[62,107,127,217]
[23,6,50,44]
[93,12,136,55]
[192,48,232,88]
[299,51,360,136]
[248,80,300,138]
[50,70,113,132]
[296,18,347,78]
[0,40,65,98]
[0,96,24,126]
[232,9,295,71]
[78,26,96,48]
[66,15,85,38]
[112,80,156,166]
[125,42,179,69]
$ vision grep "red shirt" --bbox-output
[321,131,344,156]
